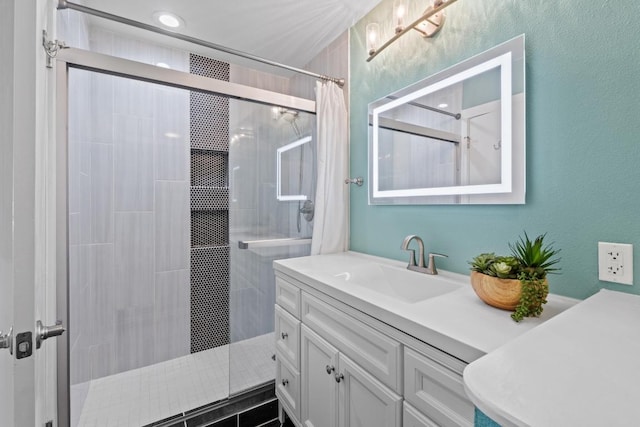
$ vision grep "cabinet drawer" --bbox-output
[275,305,300,368]
[403,402,439,427]
[301,292,402,393]
[276,356,301,422]
[404,348,473,427]
[276,277,301,318]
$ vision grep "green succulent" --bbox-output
[509,232,561,280]
[469,232,561,323]
[489,256,519,279]
[469,253,497,274]
[469,253,519,279]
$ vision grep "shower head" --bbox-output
[275,107,299,123]
[273,107,302,137]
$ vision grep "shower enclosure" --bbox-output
[60,23,316,427]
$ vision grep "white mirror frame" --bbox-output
[371,52,512,199]
[276,136,312,201]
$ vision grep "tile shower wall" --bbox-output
[189,54,232,353]
[67,43,191,384]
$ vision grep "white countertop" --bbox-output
[274,251,577,363]
[463,289,640,426]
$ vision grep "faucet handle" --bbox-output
[429,252,448,259]
[427,252,448,275]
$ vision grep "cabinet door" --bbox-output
[301,325,339,427]
[404,348,473,427]
[276,304,301,368]
[403,402,439,427]
[277,355,301,422]
[338,353,402,427]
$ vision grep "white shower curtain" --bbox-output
[311,81,349,255]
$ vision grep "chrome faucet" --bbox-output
[401,235,448,275]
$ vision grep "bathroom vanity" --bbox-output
[272,252,576,427]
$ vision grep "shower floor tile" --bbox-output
[72,333,275,427]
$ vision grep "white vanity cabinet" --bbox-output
[274,272,473,427]
[404,348,473,427]
[275,277,302,423]
[300,324,402,427]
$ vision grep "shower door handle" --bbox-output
[35,320,65,349]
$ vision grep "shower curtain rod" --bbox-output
[57,0,345,88]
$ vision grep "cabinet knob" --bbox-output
[282,379,289,387]
[334,373,344,383]
[325,365,335,375]
[281,332,288,340]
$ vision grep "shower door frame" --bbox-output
[55,47,315,427]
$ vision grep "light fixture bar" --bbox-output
[367,0,459,62]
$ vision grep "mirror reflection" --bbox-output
[369,35,525,204]
[277,136,313,201]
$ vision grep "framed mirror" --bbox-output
[369,35,525,204]
[277,136,312,201]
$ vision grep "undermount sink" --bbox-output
[331,263,462,303]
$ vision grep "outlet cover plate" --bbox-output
[598,242,633,285]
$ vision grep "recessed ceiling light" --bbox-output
[156,62,170,68]
[153,11,184,29]
[438,103,449,108]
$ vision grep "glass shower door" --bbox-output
[228,100,316,396]
[67,67,229,427]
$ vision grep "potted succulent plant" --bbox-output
[469,232,561,322]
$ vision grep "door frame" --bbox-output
[2,1,57,426]
[55,47,315,426]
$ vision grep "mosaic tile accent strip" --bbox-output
[191,150,228,187]
[190,54,230,81]
[191,187,229,210]
[189,53,231,354]
[190,246,230,353]
[189,54,230,152]
[191,210,229,247]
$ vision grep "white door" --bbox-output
[460,100,502,187]
[1,1,55,426]
[300,325,339,427]
[338,353,402,427]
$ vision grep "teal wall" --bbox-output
[349,0,640,299]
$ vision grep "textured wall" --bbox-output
[62,19,191,384]
[350,0,640,299]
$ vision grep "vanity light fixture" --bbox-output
[366,0,458,62]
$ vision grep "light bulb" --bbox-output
[393,0,409,33]
[366,23,380,56]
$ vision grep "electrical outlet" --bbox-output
[598,242,633,285]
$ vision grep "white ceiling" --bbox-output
[79,0,383,74]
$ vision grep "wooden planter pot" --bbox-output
[470,271,522,310]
